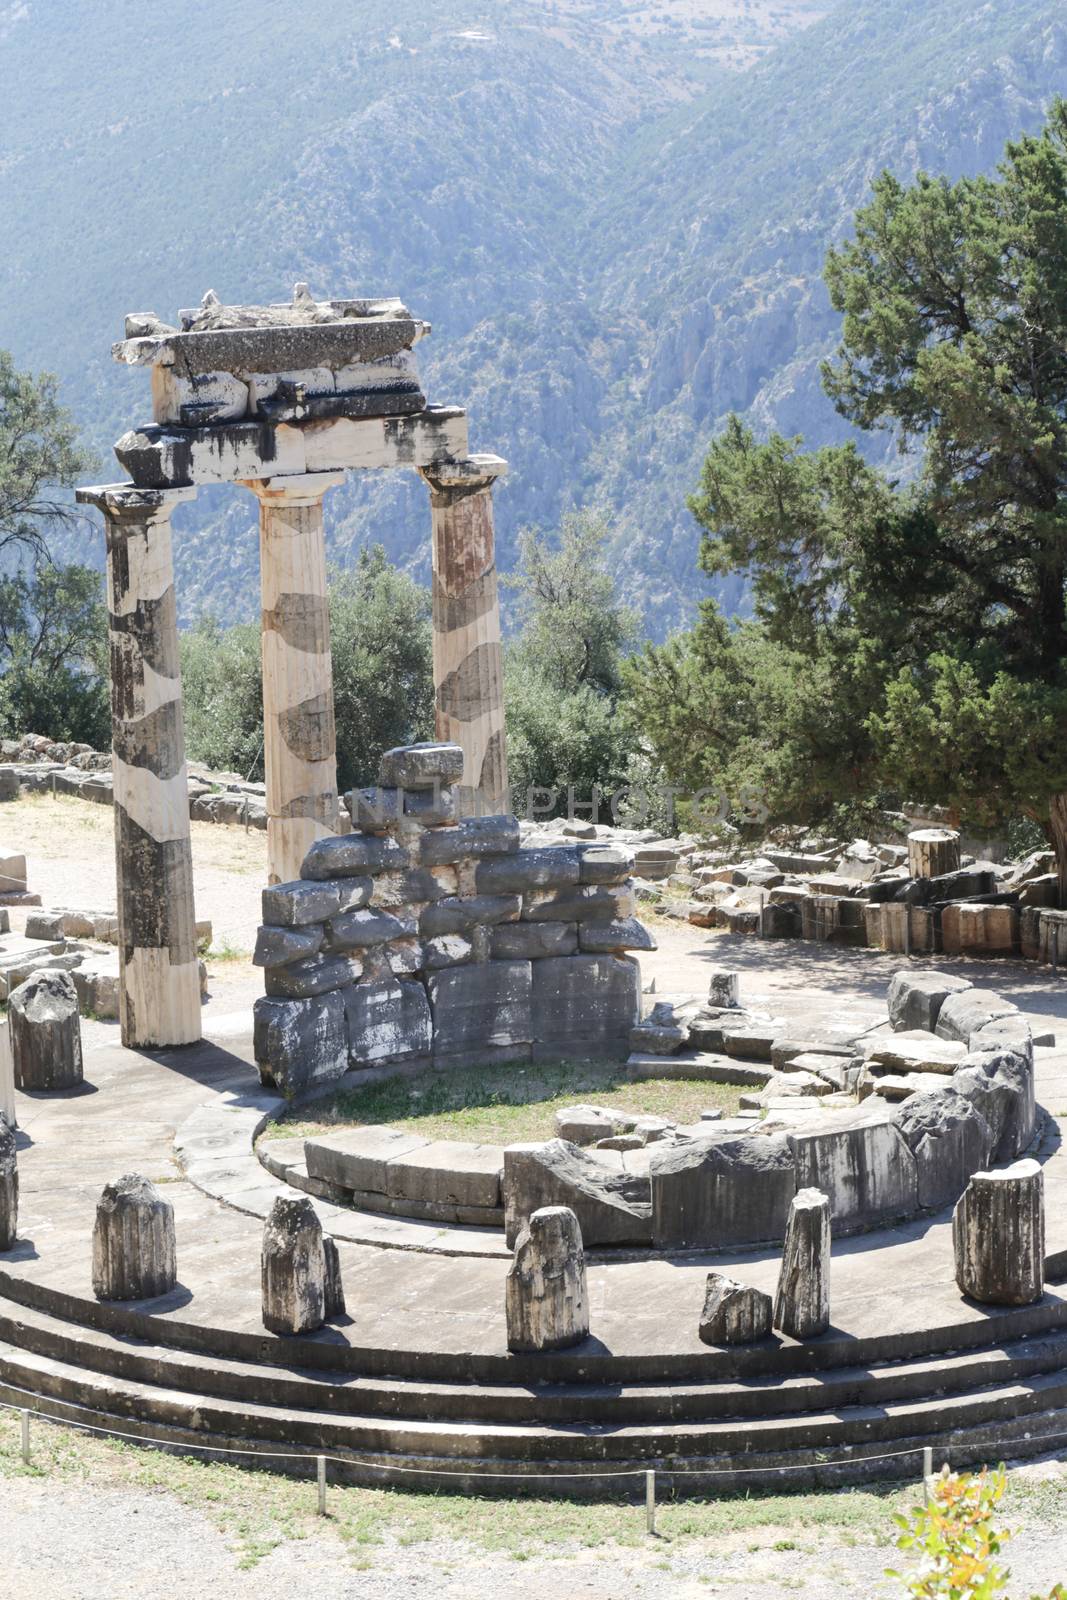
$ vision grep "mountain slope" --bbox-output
[0,0,1061,634]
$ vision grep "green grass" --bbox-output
[272,1057,745,1145]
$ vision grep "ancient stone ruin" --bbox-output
[253,742,646,1095]
[76,287,510,1050]
[91,1174,177,1301]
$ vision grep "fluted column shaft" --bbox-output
[76,484,201,1047]
[419,455,508,815]
[241,472,344,884]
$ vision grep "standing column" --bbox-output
[240,473,344,885]
[417,455,509,815]
[75,484,201,1048]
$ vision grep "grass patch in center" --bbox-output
[274,1057,746,1145]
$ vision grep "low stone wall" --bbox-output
[252,743,651,1096]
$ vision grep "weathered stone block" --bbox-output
[865,1032,967,1075]
[261,1195,327,1335]
[578,917,655,953]
[530,955,640,1057]
[264,954,357,998]
[490,921,578,960]
[301,834,408,879]
[419,815,521,865]
[475,847,581,894]
[253,992,348,1095]
[429,960,532,1056]
[92,1174,177,1301]
[935,988,1019,1046]
[953,1159,1044,1306]
[403,786,457,825]
[420,894,521,936]
[0,1112,16,1250]
[345,978,432,1064]
[384,1139,503,1209]
[788,1108,918,1226]
[699,1272,772,1346]
[421,934,473,968]
[523,885,634,922]
[323,1234,346,1319]
[379,742,465,790]
[942,903,1018,956]
[24,912,64,942]
[650,1133,797,1249]
[262,879,347,926]
[721,1019,787,1063]
[324,906,416,950]
[506,1205,589,1353]
[774,1187,831,1339]
[305,1125,429,1193]
[253,924,323,968]
[887,970,972,1033]
[503,1140,652,1248]
[894,1088,994,1209]
[9,969,83,1090]
[578,845,634,884]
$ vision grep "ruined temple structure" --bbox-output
[77,286,508,1050]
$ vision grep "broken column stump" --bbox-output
[0,1014,14,1127]
[698,1272,772,1346]
[323,1233,346,1319]
[0,1112,17,1250]
[707,968,740,1008]
[9,969,83,1091]
[92,1174,177,1300]
[261,1195,330,1335]
[907,828,961,880]
[953,1158,1045,1306]
[505,1204,589,1352]
[773,1187,831,1339]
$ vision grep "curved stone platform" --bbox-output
[3,1018,1067,1493]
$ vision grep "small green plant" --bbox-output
[888,1466,1066,1598]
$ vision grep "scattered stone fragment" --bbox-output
[773,1187,830,1339]
[261,1195,328,1335]
[554,1105,620,1145]
[9,968,83,1090]
[706,969,740,1008]
[505,1205,589,1353]
[0,1112,16,1250]
[698,1272,773,1345]
[887,970,973,1033]
[92,1174,177,1301]
[953,1159,1044,1306]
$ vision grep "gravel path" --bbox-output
[4,1466,1067,1599]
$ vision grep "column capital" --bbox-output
[76,482,197,520]
[418,453,508,496]
[238,470,345,507]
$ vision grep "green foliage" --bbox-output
[887,1465,1065,1599]
[0,351,93,564]
[503,512,639,812]
[181,547,432,790]
[0,561,109,746]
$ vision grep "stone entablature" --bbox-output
[252,743,651,1096]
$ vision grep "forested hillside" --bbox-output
[0,0,1062,633]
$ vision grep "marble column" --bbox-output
[241,472,344,885]
[417,455,508,815]
[76,484,201,1047]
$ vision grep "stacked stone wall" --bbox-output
[253,744,649,1096]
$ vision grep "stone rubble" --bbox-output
[698,1272,772,1346]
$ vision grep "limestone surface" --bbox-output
[505,1205,589,1353]
[774,1187,831,1339]
[92,1174,177,1301]
[503,1139,652,1248]
[698,1272,772,1346]
[887,970,973,1033]
[953,1159,1044,1306]
[650,1133,797,1249]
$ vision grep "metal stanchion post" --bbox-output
[645,1469,656,1534]
[317,1454,327,1515]
[20,1410,30,1465]
[922,1446,932,1505]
